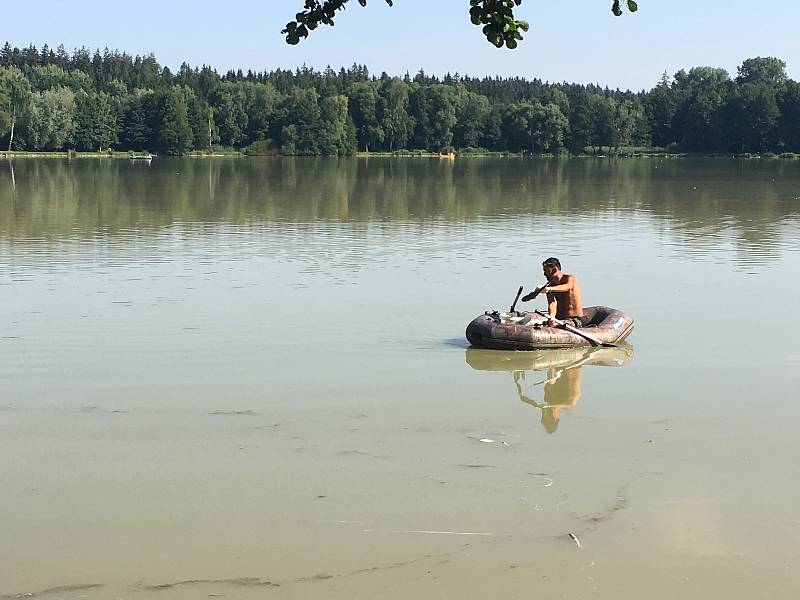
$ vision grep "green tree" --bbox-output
[20,86,76,150]
[279,87,322,154]
[0,66,32,150]
[156,89,193,155]
[427,84,459,149]
[105,79,129,98]
[349,81,383,151]
[612,96,649,149]
[72,90,96,150]
[453,90,490,148]
[777,81,800,152]
[319,94,354,154]
[736,57,787,88]
[280,123,298,155]
[723,83,780,152]
[0,86,10,137]
[482,104,505,150]
[67,70,93,94]
[672,67,730,151]
[244,82,277,143]
[565,92,620,153]
[72,90,118,150]
[543,87,570,116]
[27,64,73,91]
[503,100,567,153]
[94,91,119,149]
[213,82,248,146]
[645,72,677,147]
[184,88,213,150]
[119,92,153,151]
[378,77,413,151]
[591,95,617,150]
[282,0,637,49]
[539,102,569,150]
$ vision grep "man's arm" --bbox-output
[542,275,575,294]
[547,292,558,320]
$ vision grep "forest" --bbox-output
[1,43,798,156]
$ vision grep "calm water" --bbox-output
[1,157,799,599]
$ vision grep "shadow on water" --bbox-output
[441,337,471,349]
[465,345,634,434]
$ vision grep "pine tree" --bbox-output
[157,89,193,155]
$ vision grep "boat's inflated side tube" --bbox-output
[465,306,634,350]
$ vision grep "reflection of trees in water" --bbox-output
[0,158,797,262]
[4,160,15,193]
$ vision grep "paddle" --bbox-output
[509,286,524,313]
[534,309,617,348]
[521,282,550,303]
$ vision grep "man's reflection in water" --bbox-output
[514,362,583,433]
[465,346,633,434]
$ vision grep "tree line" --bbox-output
[1,43,799,156]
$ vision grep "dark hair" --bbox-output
[542,257,561,270]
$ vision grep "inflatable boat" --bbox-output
[465,306,634,350]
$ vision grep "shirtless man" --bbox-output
[522,257,589,328]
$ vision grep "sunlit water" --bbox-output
[1,157,799,599]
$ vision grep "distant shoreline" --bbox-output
[0,151,241,159]
[2,150,798,160]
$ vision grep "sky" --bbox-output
[5,0,800,91]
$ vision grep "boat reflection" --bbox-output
[465,345,634,433]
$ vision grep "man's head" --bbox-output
[542,257,562,282]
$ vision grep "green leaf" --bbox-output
[507,38,518,49]
[627,0,638,12]
[611,0,622,16]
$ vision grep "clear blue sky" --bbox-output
[5,0,800,90]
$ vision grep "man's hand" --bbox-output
[522,284,548,303]
[534,284,549,297]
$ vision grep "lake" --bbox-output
[1,156,799,599]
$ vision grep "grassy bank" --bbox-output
[0,150,139,158]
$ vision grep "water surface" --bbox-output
[1,157,799,599]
